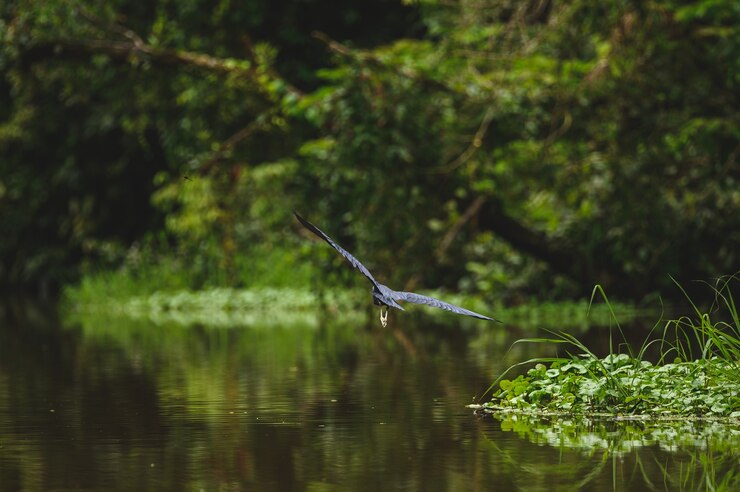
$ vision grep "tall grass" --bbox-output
[659,274,740,363]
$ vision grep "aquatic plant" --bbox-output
[485,355,739,418]
[64,287,362,328]
[482,275,740,419]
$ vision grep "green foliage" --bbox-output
[484,278,740,418]
[1,0,738,300]
[297,0,740,298]
[488,356,739,418]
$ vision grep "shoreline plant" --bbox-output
[480,275,740,420]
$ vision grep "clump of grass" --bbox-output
[481,275,740,420]
[659,275,740,363]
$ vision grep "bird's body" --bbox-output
[372,284,404,310]
[294,212,500,326]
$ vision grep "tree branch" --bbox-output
[436,196,487,259]
[311,31,457,94]
[21,38,242,73]
[436,107,495,173]
[192,108,279,176]
[19,36,303,173]
[18,37,303,99]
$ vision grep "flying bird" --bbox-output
[294,212,500,326]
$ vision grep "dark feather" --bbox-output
[294,212,381,289]
[390,291,500,322]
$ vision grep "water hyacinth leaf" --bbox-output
[485,354,739,418]
[580,379,602,397]
[711,403,727,414]
[561,362,588,374]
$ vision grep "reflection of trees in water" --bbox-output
[476,413,740,491]
[0,303,508,489]
[2,301,733,490]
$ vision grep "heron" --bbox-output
[294,212,500,326]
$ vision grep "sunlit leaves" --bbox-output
[153,173,222,242]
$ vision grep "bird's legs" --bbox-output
[380,306,388,327]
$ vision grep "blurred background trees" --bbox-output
[1,0,738,302]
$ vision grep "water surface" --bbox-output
[0,300,737,490]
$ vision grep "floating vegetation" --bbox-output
[481,275,740,421]
[65,279,643,330]
[478,355,739,419]
[64,287,363,327]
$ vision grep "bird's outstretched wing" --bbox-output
[390,291,500,322]
[294,212,381,289]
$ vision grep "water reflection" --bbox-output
[0,300,737,490]
[478,417,740,491]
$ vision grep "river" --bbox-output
[0,299,736,490]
